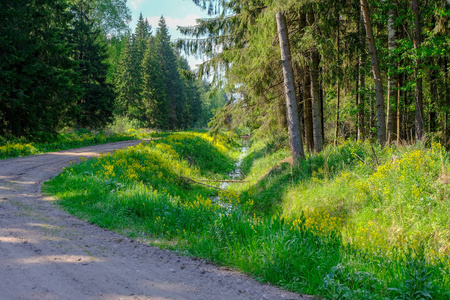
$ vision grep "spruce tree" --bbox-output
[0,0,78,138]
[70,0,115,129]
[177,56,203,128]
[114,14,152,122]
[141,37,168,128]
[155,17,185,129]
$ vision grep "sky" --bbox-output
[127,0,210,69]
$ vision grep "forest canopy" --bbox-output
[179,0,450,157]
[0,0,226,139]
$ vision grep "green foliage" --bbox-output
[69,0,116,129]
[45,133,450,297]
[45,131,342,295]
[113,16,213,130]
[0,130,154,159]
[0,0,79,137]
[236,138,450,298]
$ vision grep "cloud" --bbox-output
[130,0,144,11]
[145,14,201,29]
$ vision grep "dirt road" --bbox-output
[0,140,310,300]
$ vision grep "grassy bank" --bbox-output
[0,129,156,159]
[236,139,450,298]
[44,133,450,298]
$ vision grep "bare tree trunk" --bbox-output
[412,0,424,141]
[321,78,325,145]
[302,68,314,152]
[307,11,324,152]
[445,56,449,146]
[360,0,386,146]
[387,4,398,143]
[297,12,314,152]
[404,82,409,142]
[357,12,366,141]
[335,83,340,145]
[294,64,305,141]
[276,11,305,161]
[397,74,402,143]
[429,66,438,133]
[335,18,340,145]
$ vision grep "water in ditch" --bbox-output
[212,145,248,212]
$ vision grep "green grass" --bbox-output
[0,129,159,159]
[233,139,450,298]
[44,133,450,298]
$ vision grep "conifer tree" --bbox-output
[0,0,78,137]
[114,14,152,121]
[177,55,202,128]
[70,0,115,128]
[141,37,168,128]
[155,17,185,129]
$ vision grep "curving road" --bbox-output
[0,140,310,300]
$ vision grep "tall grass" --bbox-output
[45,133,450,298]
[236,139,450,298]
[44,132,342,295]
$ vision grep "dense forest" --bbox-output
[179,0,450,157]
[1,0,450,149]
[0,0,226,138]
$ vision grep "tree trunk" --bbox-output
[302,67,314,152]
[276,11,305,161]
[294,64,305,142]
[357,12,366,141]
[397,73,402,143]
[335,18,340,145]
[307,11,323,152]
[370,86,374,139]
[298,12,314,152]
[412,0,424,141]
[445,56,449,146]
[387,4,398,143]
[429,66,438,133]
[360,0,386,146]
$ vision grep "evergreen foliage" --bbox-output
[114,15,210,130]
[180,0,450,148]
[0,0,79,138]
[69,0,115,129]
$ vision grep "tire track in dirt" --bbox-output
[0,140,311,300]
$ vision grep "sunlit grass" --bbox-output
[238,139,450,298]
[44,133,450,298]
[0,129,157,159]
[44,131,341,295]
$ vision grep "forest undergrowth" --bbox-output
[44,132,450,299]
